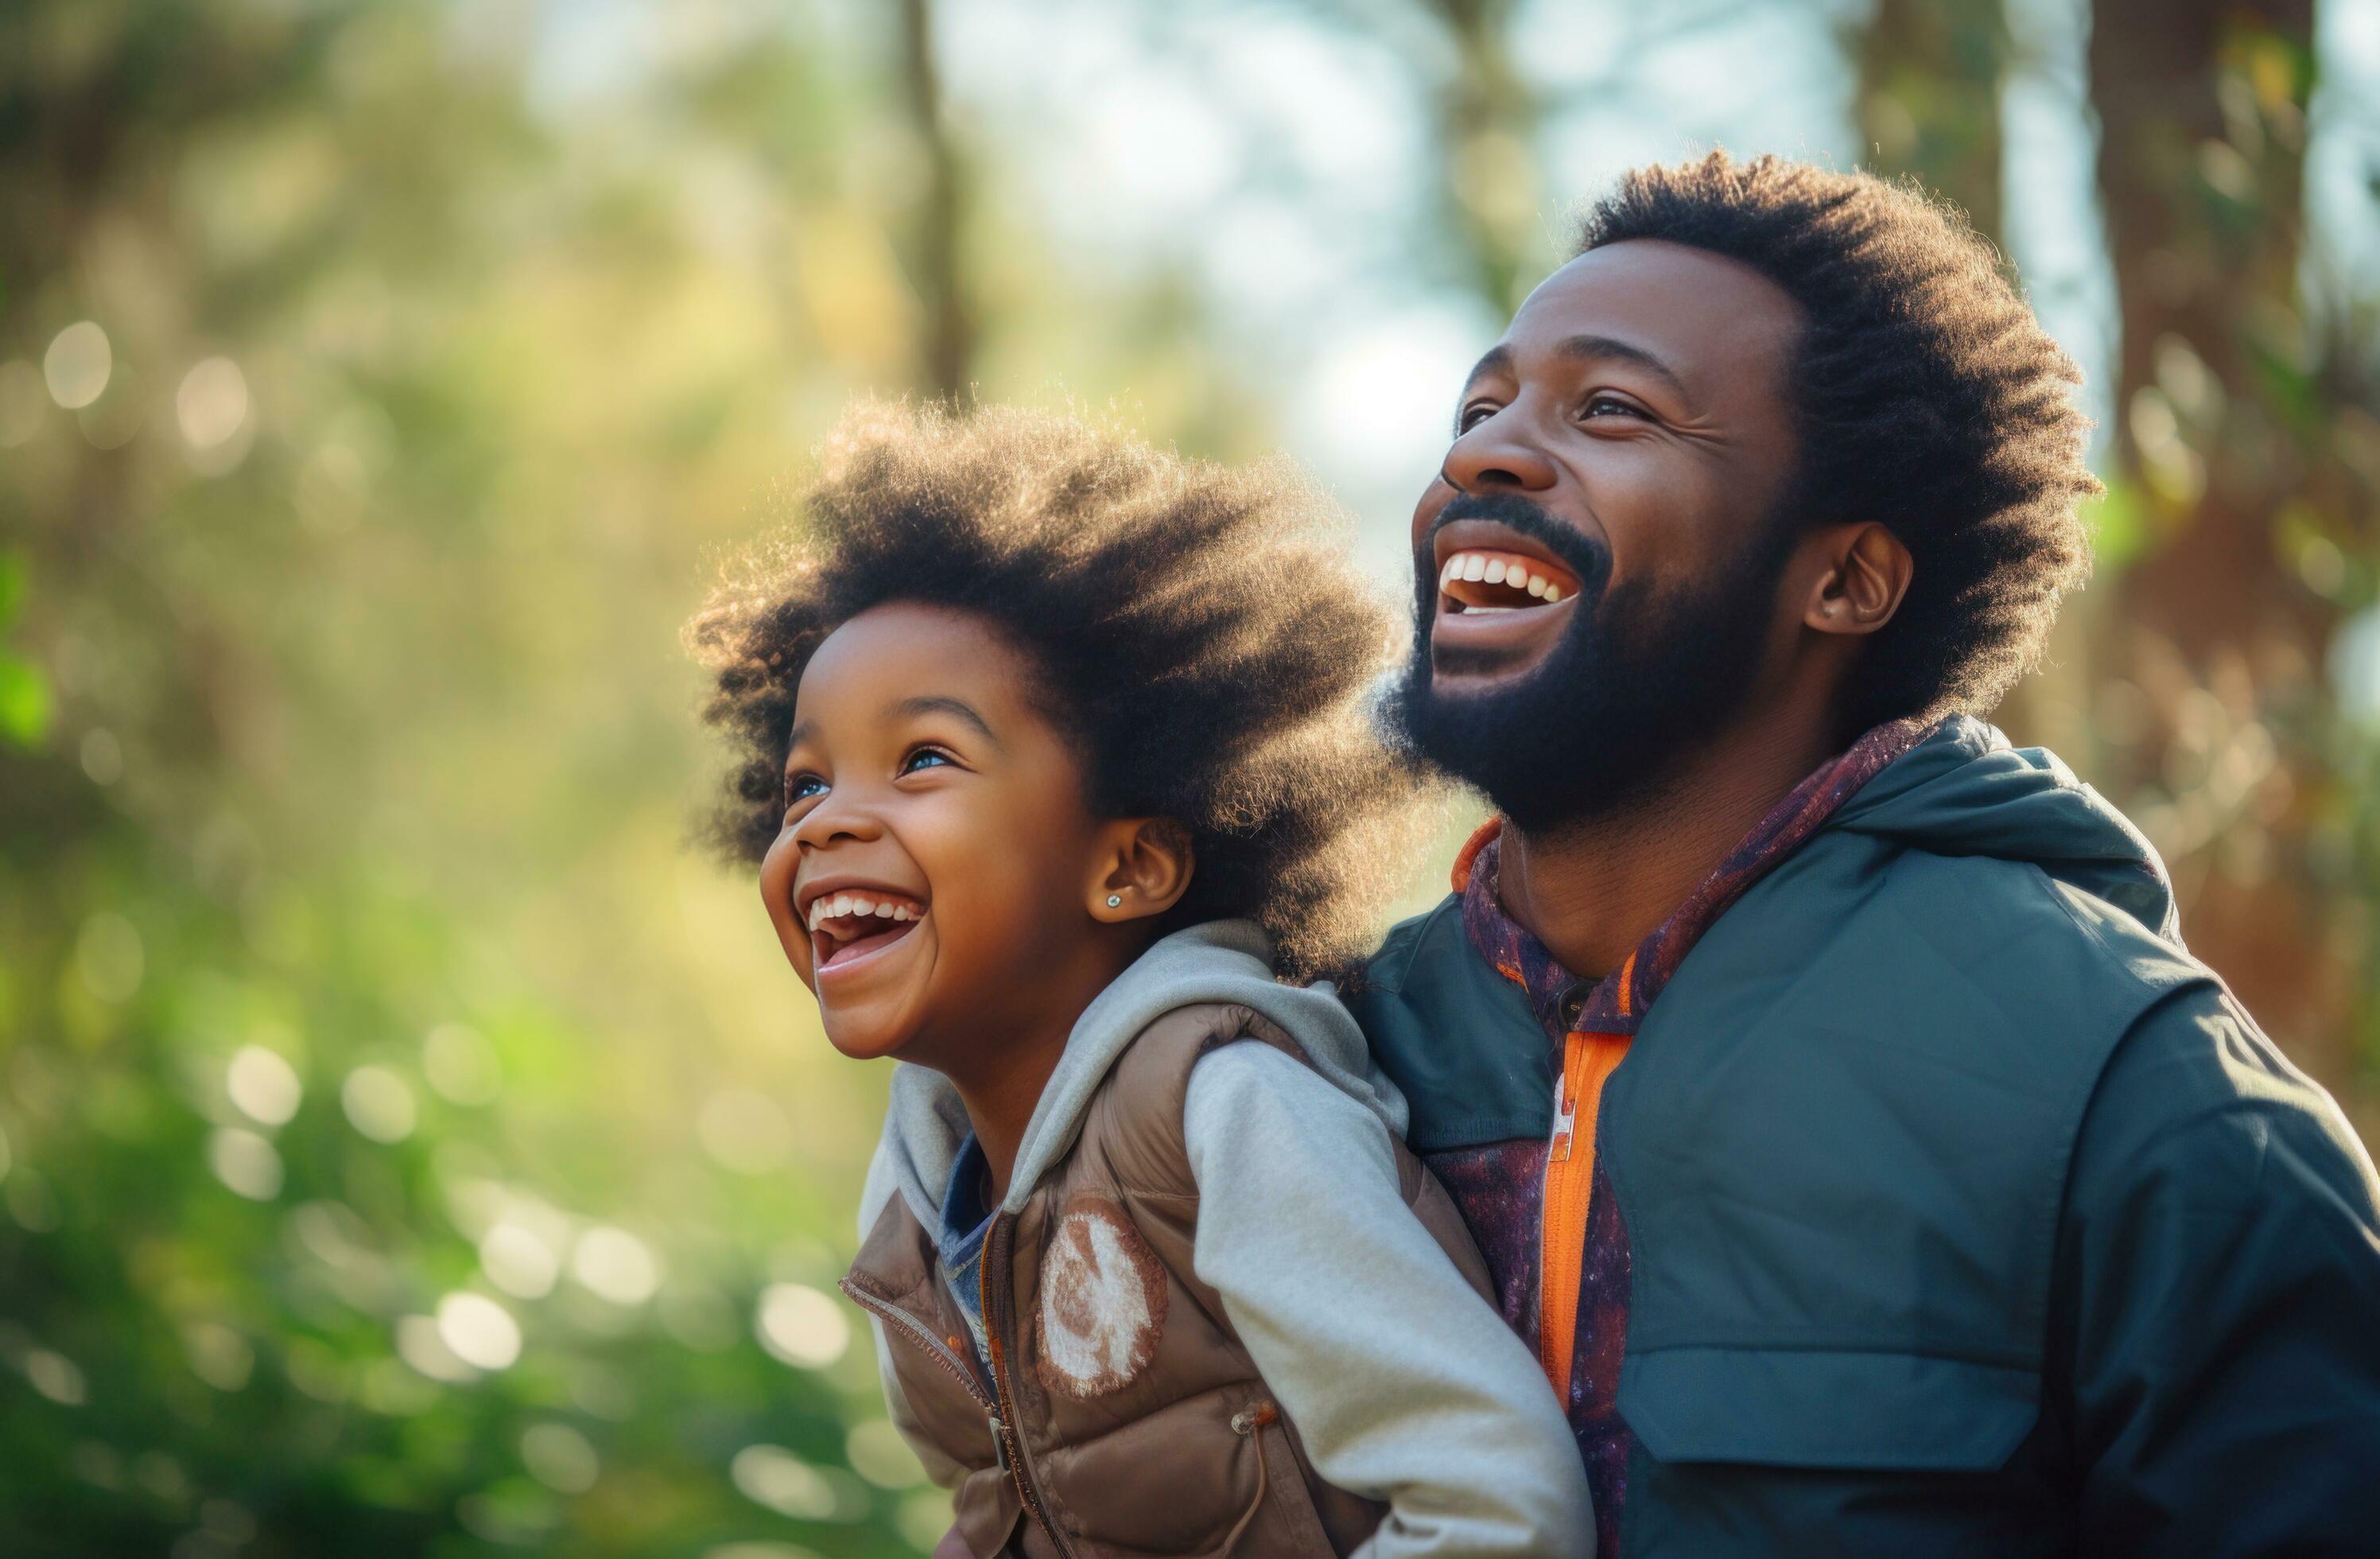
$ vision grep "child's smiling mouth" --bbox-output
[802,885,930,975]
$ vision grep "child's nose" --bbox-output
[789,788,883,852]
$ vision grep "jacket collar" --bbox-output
[1456,717,1937,1037]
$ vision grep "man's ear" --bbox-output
[1802,522,1912,639]
[1085,818,1195,923]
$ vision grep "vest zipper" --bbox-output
[837,1277,1011,1464]
[1537,1028,1629,1398]
[980,1211,1081,1559]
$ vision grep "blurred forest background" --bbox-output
[3,0,2376,1554]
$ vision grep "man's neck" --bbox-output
[1497,717,1837,982]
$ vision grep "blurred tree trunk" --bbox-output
[1418,0,1543,313]
[2090,0,2317,654]
[898,0,975,400]
[1854,0,2007,241]
[2084,0,2361,1076]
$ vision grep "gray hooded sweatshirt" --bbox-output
[860,919,1595,1557]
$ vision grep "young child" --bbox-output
[690,403,1590,1558]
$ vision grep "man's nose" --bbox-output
[1441,411,1559,495]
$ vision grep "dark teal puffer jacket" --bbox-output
[1354,718,2380,1555]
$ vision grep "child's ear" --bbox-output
[1085,818,1194,923]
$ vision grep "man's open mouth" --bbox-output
[802,889,928,974]
[1435,547,1581,614]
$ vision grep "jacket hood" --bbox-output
[859,919,1406,1239]
[1829,714,2180,944]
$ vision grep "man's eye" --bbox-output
[899,747,954,775]
[785,773,827,807]
[1582,395,1645,420]
[1457,401,1500,432]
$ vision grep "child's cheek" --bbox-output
[756,827,811,974]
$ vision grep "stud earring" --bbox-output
[1105,894,1123,908]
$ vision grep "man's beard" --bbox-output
[1388,492,1798,834]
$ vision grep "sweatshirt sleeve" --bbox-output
[1182,1041,1594,1558]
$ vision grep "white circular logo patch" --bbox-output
[1033,1196,1167,1399]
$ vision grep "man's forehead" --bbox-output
[1489,239,1802,379]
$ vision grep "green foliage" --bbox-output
[0,1,976,1553]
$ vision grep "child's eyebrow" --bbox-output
[891,694,1004,750]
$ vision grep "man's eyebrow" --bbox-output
[891,694,1003,748]
[1460,344,1513,395]
[1551,332,1691,398]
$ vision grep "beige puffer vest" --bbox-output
[841,1001,1494,1558]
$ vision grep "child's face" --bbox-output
[757,602,1132,1067]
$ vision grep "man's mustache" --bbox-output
[1415,492,1613,600]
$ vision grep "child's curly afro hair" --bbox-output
[686,401,1436,982]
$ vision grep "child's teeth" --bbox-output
[807,900,825,931]
[831,894,852,916]
[872,902,894,918]
[851,896,875,916]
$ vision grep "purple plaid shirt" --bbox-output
[1429,720,1929,1553]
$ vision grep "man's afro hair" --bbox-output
[1578,152,2099,736]
[686,402,1435,982]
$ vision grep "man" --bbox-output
[1352,151,2380,1556]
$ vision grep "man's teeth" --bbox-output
[1438,551,1565,604]
[805,895,922,932]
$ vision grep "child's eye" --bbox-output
[784,772,828,808]
[899,746,954,776]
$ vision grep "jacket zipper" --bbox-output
[837,1276,1018,1471]
[980,1212,1081,1559]
[1538,1028,1629,1399]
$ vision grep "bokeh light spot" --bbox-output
[434,1292,521,1371]
[208,1129,284,1201]
[755,1282,849,1370]
[520,1422,599,1494]
[78,728,123,786]
[43,321,111,410]
[226,1045,303,1127]
[176,357,250,449]
[341,1066,417,1143]
[728,1444,862,1521]
[571,1226,661,1306]
[479,1221,559,1299]
[845,1417,927,1488]
[182,1322,254,1392]
[26,1347,87,1405]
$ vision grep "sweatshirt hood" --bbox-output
[1828,713,2180,944]
[859,919,1406,1239]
